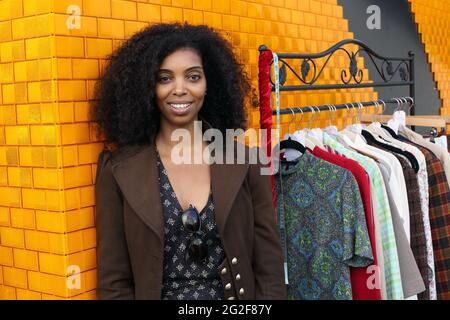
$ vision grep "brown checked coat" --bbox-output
[94,139,287,300]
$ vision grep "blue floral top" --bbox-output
[274,151,373,300]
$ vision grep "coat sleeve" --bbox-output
[95,150,135,299]
[248,154,287,300]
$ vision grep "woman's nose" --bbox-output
[173,79,187,95]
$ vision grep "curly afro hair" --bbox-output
[90,22,254,150]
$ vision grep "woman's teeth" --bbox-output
[170,103,191,109]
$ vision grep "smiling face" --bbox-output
[155,47,207,128]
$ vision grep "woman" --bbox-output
[92,22,286,300]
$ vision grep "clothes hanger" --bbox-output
[378,99,400,139]
[361,103,420,172]
[308,106,325,149]
[324,105,338,135]
[279,108,306,158]
[301,107,318,150]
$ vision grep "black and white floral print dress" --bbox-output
[156,149,226,300]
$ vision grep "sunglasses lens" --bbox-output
[181,208,200,233]
[188,235,207,261]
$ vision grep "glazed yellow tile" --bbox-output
[240,17,256,33]
[53,14,98,37]
[0,206,9,226]
[58,80,86,102]
[80,186,95,208]
[64,188,81,211]
[38,252,67,275]
[0,23,12,43]
[0,226,25,248]
[66,208,95,233]
[137,3,161,23]
[58,102,74,123]
[50,58,72,80]
[23,0,52,16]
[0,107,14,127]
[193,0,212,11]
[83,0,112,18]
[62,145,78,167]
[5,126,29,146]
[161,6,183,22]
[24,229,49,252]
[25,37,54,60]
[28,81,56,103]
[60,123,90,145]
[45,190,65,212]
[54,36,84,58]
[66,230,84,254]
[85,38,112,58]
[230,0,247,16]
[38,59,53,81]
[77,144,93,165]
[0,40,24,62]
[30,125,60,146]
[7,167,32,188]
[80,269,97,292]
[4,147,19,167]
[71,289,96,300]
[112,0,138,20]
[203,12,222,29]
[2,83,26,105]
[98,18,125,39]
[173,0,193,9]
[68,248,97,273]
[72,59,99,80]
[28,271,68,297]
[0,0,22,20]
[15,288,42,300]
[13,61,29,82]
[22,188,47,211]
[0,63,14,83]
[13,248,39,271]
[0,285,17,300]
[52,0,83,14]
[40,103,59,124]
[82,228,97,250]
[32,168,61,189]
[183,9,204,25]
[0,246,13,266]
[3,267,27,289]
[63,166,92,189]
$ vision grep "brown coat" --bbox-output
[95,140,287,300]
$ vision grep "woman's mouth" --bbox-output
[168,102,193,115]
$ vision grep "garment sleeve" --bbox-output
[248,153,287,299]
[341,172,374,268]
[95,150,135,299]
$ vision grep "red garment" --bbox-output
[311,147,382,300]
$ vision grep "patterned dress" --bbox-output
[156,149,226,300]
[274,151,374,300]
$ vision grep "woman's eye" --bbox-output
[158,76,170,82]
[189,75,201,81]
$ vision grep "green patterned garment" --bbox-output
[274,151,373,300]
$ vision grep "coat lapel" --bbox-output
[211,152,249,238]
[111,143,165,244]
[110,140,249,244]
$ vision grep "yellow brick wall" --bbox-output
[0,0,376,299]
[409,0,450,132]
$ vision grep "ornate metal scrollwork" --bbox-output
[301,59,310,81]
[269,39,412,88]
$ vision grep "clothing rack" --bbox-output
[258,39,416,208]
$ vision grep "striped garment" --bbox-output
[324,133,404,300]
